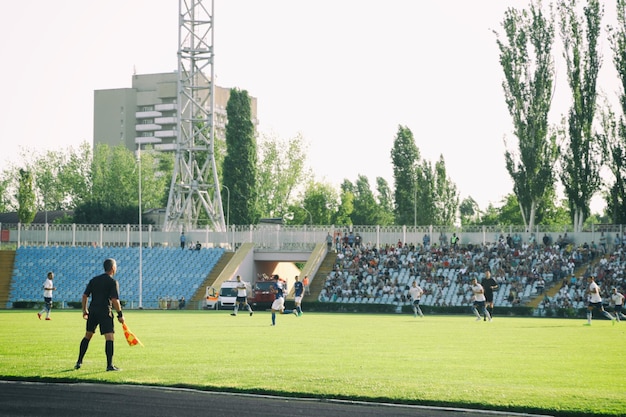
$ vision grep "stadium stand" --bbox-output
[9,246,225,309]
[318,235,619,310]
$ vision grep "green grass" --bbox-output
[1,310,624,416]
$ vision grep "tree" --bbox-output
[22,142,93,215]
[0,170,15,213]
[433,155,460,225]
[17,169,36,224]
[73,143,167,224]
[300,181,339,225]
[333,180,355,226]
[222,88,258,225]
[495,0,558,231]
[256,133,310,219]
[598,105,626,222]
[459,196,481,226]
[375,177,395,226]
[415,159,436,225]
[390,125,419,225]
[351,175,380,225]
[557,0,604,231]
[602,0,626,223]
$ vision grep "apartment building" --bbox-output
[93,72,258,152]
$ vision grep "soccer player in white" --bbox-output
[585,276,615,325]
[408,281,424,318]
[37,272,56,320]
[609,287,626,322]
[470,278,491,322]
[231,275,253,317]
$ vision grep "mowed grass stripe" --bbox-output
[0,310,624,416]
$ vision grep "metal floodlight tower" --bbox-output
[164,0,226,232]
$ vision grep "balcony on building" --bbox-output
[155,116,177,125]
[155,103,177,111]
[155,143,177,151]
[134,137,163,145]
[155,130,177,138]
[135,123,162,132]
[135,110,162,119]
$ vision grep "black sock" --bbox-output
[105,340,114,367]
[77,338,90,364]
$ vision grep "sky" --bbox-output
[0,1,621,213]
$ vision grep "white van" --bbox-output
[217,280,239,309]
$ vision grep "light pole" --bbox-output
[137,146,143,309]
[414,185,417,228]
[302,206,313,225]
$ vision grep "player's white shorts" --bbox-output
[295,295,303,304]
[271,297,285,311]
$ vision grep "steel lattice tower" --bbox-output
[164,0,226,232]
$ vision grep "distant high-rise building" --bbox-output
[93,71,257,152]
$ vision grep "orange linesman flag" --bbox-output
[122,322,144,347]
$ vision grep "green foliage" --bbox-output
[557,0,604,231]
[300,181,338,225]
[391,125,419,225]
[333,183,354,226]
[351,175,380,225]
[599,0,626,224]
[17,169,36,224]
[256,133,310,220]
[72,144,167,224]
[0,171,14,212]
[495,1,558,230]
[459,196,481,225]
[223,88,258,225]
[375,177,395,225]
[433,155,459,225]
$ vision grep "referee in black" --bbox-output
[481,270,499,321]
[74,258,125,371]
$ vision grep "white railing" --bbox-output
[0,222,624,251]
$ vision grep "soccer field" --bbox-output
[0,310,624,417]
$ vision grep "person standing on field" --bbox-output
[481,270,498,321]
[293,275,304,316]
[408,280,424,318]
[231,275,253,317]
[470,277,491,322]
[74,258,125,371]
[37,272,56,320]
[302,275,310,295]
[584,276,615,326]
[609,287,626,322]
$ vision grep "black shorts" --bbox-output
[236,296,247,303]
[484,294,494,303]
[86,310,115,335]
[44,297,52,307]
[588,301,604,310]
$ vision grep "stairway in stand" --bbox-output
[0,251,16,308]
[303,251,337,303]
[525,255,604,308]
[189,252,234,307]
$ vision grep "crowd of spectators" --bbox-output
[542,242,625,310]
[319,230,623,310]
